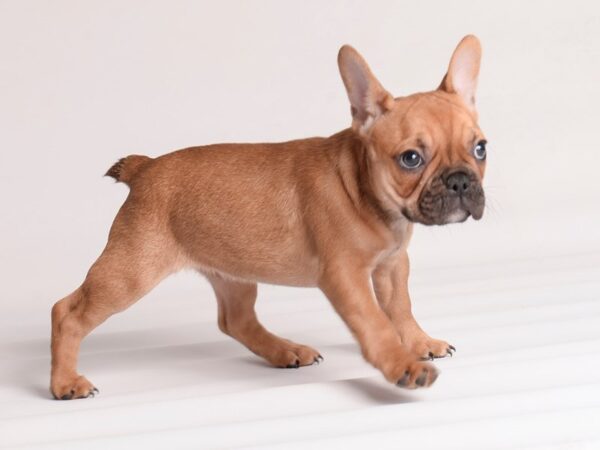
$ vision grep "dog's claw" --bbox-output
[60,389,75,401]
[311,355,324,365]
[415,372,428,387]
[286,359,300,369]
[396,371,410,387]
[88,387,99,398]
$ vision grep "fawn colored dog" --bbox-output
[51,35,486,399]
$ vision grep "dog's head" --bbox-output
[338,35,486,226]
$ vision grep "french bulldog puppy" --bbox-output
[51,35,486,399]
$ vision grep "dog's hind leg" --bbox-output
[50,210,181,400]
[208,274,322,368]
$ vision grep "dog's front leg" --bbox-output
[372,250,455,360]
[319,262,438,388]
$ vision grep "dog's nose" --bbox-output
[445,171,471,196]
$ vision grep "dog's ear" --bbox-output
[439,35,481,111]
[338,45,394,135]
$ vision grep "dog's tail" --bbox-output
[105,155,152,186]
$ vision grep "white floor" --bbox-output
[1,252,599,449]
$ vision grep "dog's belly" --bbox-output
[176,221,320,287]
[162,147,321,287]
[173,203,319,286]
[191,254,320,287]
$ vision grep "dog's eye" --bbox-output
[473,140,487,161]
[397,150,423,170]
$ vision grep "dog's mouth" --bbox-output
[402,185,485,226]
[444,206,471,224]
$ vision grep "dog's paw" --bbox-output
[408,337,455,361]
[51,375,98,400]
[384,356,439,389]
[268,343,323,369]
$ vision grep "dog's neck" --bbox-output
[327,128,404,230]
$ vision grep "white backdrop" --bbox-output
[2,0,600,300]
[1,2,600,448]
[2,1,599,303]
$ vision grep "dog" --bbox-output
[50,35,486,399]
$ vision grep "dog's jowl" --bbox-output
[50,36,486,399]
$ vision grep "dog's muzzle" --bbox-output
[412,170,485,225]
